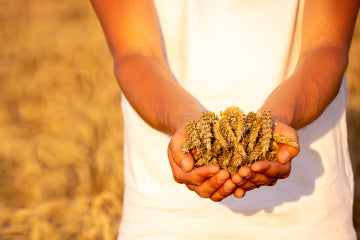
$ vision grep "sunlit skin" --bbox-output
[91,0,359,202]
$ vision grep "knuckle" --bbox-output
[281,173,290,179]
[210,196,222,202]
[242,182,256,191]
[271,165,280,177]
[173,175,183,184]
[186,184,195,191]
[197,191,211,199]
[260,176,270,185]
[210,193,223,202]
[242,181,252,189]
[173,151,183,162]
[221,188,233,196]
[191,176,203,186]
[252,175,266,185]
[172,170,184,183]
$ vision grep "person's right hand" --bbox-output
[231,120,300,197]
[167,121,237,202]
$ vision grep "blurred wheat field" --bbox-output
[0,1,359,239]
[0,1,123,239]
[347,13,360,240]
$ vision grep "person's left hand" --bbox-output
[231,120,300,198]
[167,121,237,202]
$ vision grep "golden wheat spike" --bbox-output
[272,133,299,148]
[219,114,237,145]
[198,112,213,152]
[213,121,229,149]
[181,139,193,153]
[259,111,273,158]
[182,107,299,175]
[247,115,261,152]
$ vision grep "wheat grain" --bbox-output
[182,107,299,174]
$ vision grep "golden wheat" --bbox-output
[182,107,299,175]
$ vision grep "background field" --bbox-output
[0,1,359,239]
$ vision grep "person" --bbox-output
[90,0,359,239]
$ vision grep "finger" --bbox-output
[182,165,221,185]
[276,145,299,164]
[167,147,188,184]
[168,143,220,185]
[277,147,291,164]
[272,122,300,164]
[168,134,194,173]
[167,150,193,183]
[245,172,272,187]
[210,179,237,202]
[186,170,229,194]
[237,166,255,179]
[238,180,258,191]
[231,173,246,186]
[251,161,291,179]
[234,188,246,198]
[186,170,230,198]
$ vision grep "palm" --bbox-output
[231,120,300,195]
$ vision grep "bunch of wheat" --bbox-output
[182,106,299,175]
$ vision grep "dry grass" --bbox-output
[0,1,359,239]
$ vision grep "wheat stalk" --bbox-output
[182,107,299,175]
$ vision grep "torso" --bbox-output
[118,1,355,239]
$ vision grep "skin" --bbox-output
[90,0,359,202]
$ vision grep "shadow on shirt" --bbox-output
[220,81,348,215]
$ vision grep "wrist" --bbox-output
[168,110,201,134]
[260,105,294,128]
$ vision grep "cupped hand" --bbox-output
[231,120,300,195]
[167,122,237,202]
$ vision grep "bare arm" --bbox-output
[233,0,359,195]
[262,0,359,128]
[90,0,200,134]
[90,0,232,201]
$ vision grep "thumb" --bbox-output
[276,144,300,165]
[168,128,194,172]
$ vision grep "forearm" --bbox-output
[115,54,201,134]
[262,46,348,130]
[90,0,201,134]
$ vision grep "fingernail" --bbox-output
[217,175,227,184]
[231,174,240,184]
[232,175,244,185]
[252,165,261,172]
[181,159,189,172]
[240,167,252,178]
[283,151,290,163]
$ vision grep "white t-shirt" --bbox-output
[118,1,356,239]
